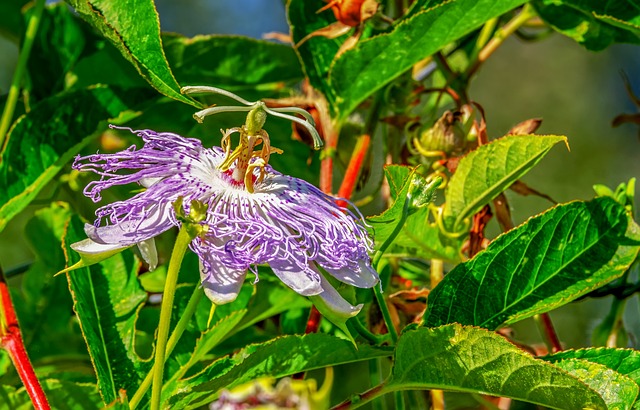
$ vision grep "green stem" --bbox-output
[466,4,536,78]
[371,198,411,344]
[149,227,193,410]
[130,284,204,409]
[0,0,46,153]
[351,317,389,345]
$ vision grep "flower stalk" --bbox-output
[0,267,50,410]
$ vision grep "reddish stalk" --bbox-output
[0,269,50,409]
[337,134,371,207]
[539,313,563,353]
[320,130,339,194]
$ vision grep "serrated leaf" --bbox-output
[533,0,640,51]
[162,33,304,90]
[388,325,606,410]
[0,86,151,234]
[63,214,150,404]
[445,134,567,230]
[168,333,393,408]
[544,348,640,386]
[64,0,198,107]
[424,197,640,329]
[553,358,638,410]
[329,0,527,119]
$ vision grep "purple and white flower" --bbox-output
[71,125,378,316]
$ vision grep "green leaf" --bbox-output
[64,0,198,107]
[15,203,89,367]
[388,325,606,410]
[544,348,640,386]
[287,0,342,104]
[0,86,151,233]
[533,0,640,51]
[0,0,28,42]
[553,359,638,410]
[368,165,461,261]
[0,379,103,410]
[162,33,304,91]
[424,197,640,329]
[445,134,567,230]
[63,214,150,404]
[168,333,393,408]
[26,3,91,102]
[329,0,527,119]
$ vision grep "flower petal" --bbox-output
[309,266,363,319]
[136,238,158,271]
[85,203,174,246]
[269,258,323,296]
[199,257,248,304]
[322,259,379,289]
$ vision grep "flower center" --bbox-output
[217,103,282,193]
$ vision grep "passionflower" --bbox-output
[70,90,378,317]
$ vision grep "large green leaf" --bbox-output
[544,348,640,386]
[64,0,197,107]
[162,33,304,91]
[553,359,638,410]
[329,0,527,119]
[63,214,150,404]
[0,86,150,233]
[533,0,640,51]
[168,334,393,408]
[445,134,567,230]
[424,197,640,329]
[388,325,607,409]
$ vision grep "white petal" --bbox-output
[310,266,363,319]
[323,259,379,289]
[85,203,173,245]
[71,236,130,254]
[199,259,247,305]
[269,258,323,296]
[136,238,158,271]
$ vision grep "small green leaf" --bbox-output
[368,165,461,261]
[63,214,150,404]
[388,325,606,410]
[544,347,640,386]
[0,0,28,42]
[445,134,567,230]
[424,197,640,329]
[330,0,527,119]
[0,86,151,234]
[64,0,198,106]
[162,33,304,90]
[553,359,638,410]
[168,334,393,408]
[533,0,640,51]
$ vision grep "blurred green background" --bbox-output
[1,0,639,350]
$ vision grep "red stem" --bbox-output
[540,313,562,353]
[0,269,50,409]
[337,134,371,207]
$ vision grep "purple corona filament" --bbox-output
[71,125,378,316]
